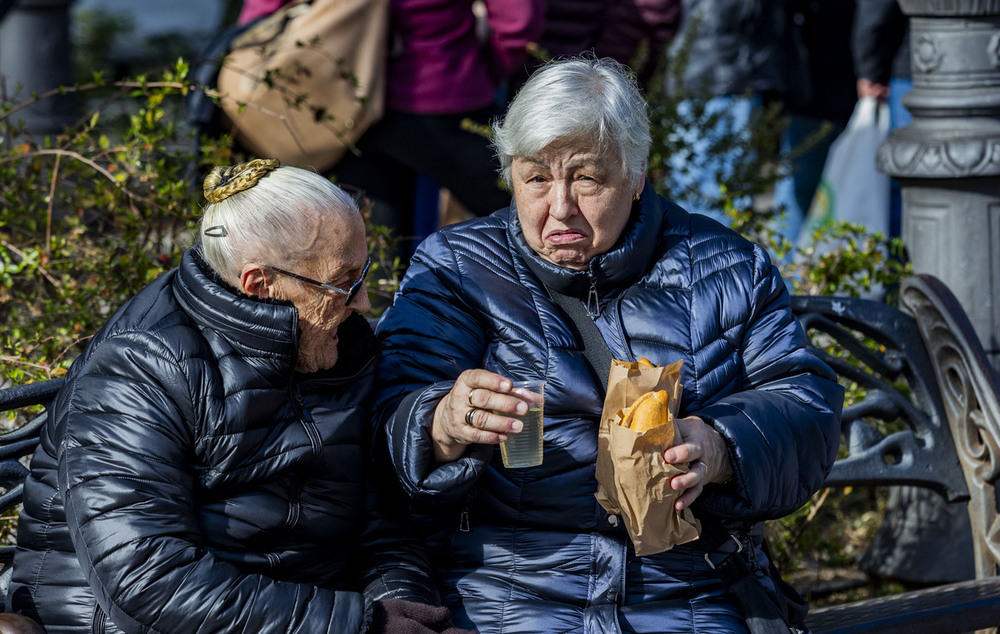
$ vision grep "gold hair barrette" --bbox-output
[203,158,280,204]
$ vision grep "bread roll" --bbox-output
[619,389,670,433]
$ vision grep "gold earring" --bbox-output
[633,192,641,202]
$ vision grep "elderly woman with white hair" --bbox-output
[8,161,470,634]
[374,56,844,633]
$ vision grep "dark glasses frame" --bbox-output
[266,257,371,304]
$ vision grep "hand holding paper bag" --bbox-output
[595,359,702,556]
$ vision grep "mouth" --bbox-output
[545,229,587,245]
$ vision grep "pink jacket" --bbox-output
[238,0,544,114]
[237,0,288,24]
[388,0,544,113]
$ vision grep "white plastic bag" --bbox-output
[798,97,891,249]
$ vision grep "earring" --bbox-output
[633,192,641,202]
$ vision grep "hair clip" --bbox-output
[203,225,229,237]
[203,158,280,204]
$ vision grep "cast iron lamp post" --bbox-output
[880,0,1000,369]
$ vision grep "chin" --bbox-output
[296,349,339,374]
[549,254,588,270]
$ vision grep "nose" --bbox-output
[548,182,577,221]
[348,283,371,313]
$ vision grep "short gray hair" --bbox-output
[200,166,359,286]
[492,56,651,187]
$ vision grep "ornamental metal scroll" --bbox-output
[900,274,1000,578]
[790,293,969,503]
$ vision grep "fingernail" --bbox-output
[664,450,676,462]
[516,402,527,415]
[512,420,524,433]
[501,380,512,390]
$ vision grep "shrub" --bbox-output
[0,61,400,394]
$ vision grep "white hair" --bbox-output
[492,56,651,187]
[200,166,359,286]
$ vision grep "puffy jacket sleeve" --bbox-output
[57,332,364,634]
[374,232,495,508]
[359,433,442,606]
[693,247,844,522]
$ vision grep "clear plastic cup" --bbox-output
[498,380,545,468]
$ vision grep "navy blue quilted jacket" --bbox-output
[10,247,435,634]
[374,183,843,633]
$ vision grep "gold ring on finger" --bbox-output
[468,388,477,406]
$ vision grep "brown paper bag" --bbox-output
[595,359,701,556]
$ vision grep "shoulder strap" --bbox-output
[548,288,613,393]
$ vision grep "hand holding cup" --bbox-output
[431,369,538,463]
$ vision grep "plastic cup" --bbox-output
[498,380,545,468]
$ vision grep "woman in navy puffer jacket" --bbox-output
[374,57,844,633]
[9,162,460,634]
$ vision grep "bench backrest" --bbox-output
[792,274,1000,580]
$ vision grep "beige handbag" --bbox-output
[217,0,389,171]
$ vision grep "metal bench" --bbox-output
[0,379,63,607]
[794,274,1000,634]
[0,274,997,632]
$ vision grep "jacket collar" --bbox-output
[508,180,665,298]
[172,245,379,381]
[173,245,300,370]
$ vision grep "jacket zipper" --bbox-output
[292,384,324,463]
[283,382,320,531]
[459,488,478,533]
[586,269,601,318]
[92,605,107,633]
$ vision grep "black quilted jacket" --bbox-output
[10,247,434,633]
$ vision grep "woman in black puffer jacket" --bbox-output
[9,161,461,634]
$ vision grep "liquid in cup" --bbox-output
[499,380,545,468]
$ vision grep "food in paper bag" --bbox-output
[595,358,701,556]
[619,389,673,438]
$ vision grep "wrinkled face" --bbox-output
[512,144,642,270]
[270,212,370,373]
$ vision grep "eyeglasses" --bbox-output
[266,257,371,304]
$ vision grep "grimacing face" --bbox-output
[270,212,370,373]
[512,145,643,270]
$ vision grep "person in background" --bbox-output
[333,0,543,262]
[373,56,843,633]
[234,0,543,265]
[772,0,858,244]
[852,0,911,237]
[507,0,683,94]
[663,0,799,224]
[8,160,468,634]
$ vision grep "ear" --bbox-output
[635,161,647,197]
[240,263,273,298]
